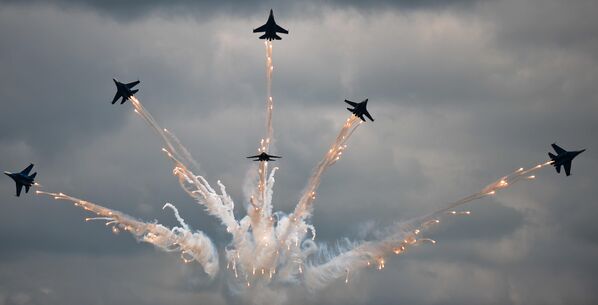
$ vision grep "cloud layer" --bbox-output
[0,0,597,304]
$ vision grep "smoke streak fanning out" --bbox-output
[33,39,553,301]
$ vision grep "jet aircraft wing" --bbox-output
[552,143,566,154]
[126,80,140,88]
[111,92,122,104]
[247,155,260,159]
[564,160,572,176]
[15,183,23,197]
[364,111,374,122]
[344,100,357,107]
[20,164,34,175]
[253,24,267,33]
[275,24,288,34]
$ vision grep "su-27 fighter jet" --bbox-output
[253,9,288,40]
[112,79,140,104]
[247,152,282,162]
[548,143,585,176]
[4,164,37,197]
[345,99,374,122]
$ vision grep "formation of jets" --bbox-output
[4,164,36,197]
[3,9,586,202]
[548,143,585,176]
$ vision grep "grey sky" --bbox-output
[1,0,597,304]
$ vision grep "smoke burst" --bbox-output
[33,40,551,303]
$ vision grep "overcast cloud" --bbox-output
[0,0,597,304]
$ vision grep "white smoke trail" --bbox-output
[302,161,553,290]
[129,96,246,256]
[273,115,362,258]
[292,115,362,221]
[265,40,274,150]
[25,32,563,303]
[33,88,555,302]
[35,190,219,277]
[129,96,200,174]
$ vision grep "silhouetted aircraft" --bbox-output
[548,143,585,176]
[112,79,140,104]
[247,152,281,162]
[4,164,37,197]
[253,9,288,40]
[345,99,374,122]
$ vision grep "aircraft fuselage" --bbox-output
[4,172,33,187]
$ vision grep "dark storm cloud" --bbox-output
[0,0,597,304]
[0,0,486,21]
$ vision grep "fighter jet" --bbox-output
[253,9,288,40]
[247,152,282,162]
[548,143,585,176]
[4,164,37,197]
[111,78,140,104]
[345,99,374,122]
